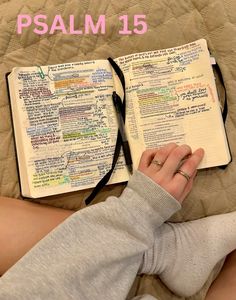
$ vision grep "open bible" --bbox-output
[7,39,231,198]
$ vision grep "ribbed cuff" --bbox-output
[125,170,181,224]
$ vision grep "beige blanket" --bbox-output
[1,0,236,299]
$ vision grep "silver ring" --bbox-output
[176,169,191,181]
[151,159,163,167]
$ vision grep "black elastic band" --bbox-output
[213,61,231,169]
[108,57,126,119]
[85,58,126,205]
[214,62,228,123]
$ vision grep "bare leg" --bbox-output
[0,197,74,275]
[206,250,236,300]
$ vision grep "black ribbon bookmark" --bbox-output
[84,58,126,206]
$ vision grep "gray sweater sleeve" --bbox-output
[0,171,181,300]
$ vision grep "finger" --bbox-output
[173,148,204,188]
[179,169,197,203]
[148,143,178,172]
[138,148,162,171]
[168,168,198,202]
[138,143,178,171]
[159,144,192,178]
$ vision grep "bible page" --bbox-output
[9,59,128,198]
[115,39,231,169]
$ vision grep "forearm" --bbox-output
[0,197,73,275]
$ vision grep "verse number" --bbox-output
[119,15,147,35]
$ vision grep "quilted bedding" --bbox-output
[1,0,236,299]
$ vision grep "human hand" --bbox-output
[138,143,204,204]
